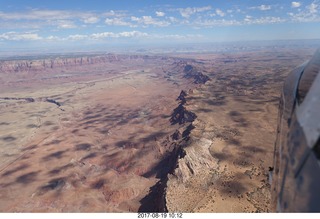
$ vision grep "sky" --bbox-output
[0,0,320,52]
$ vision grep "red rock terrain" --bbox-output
[0,53,203,212]
[0,47,315,212]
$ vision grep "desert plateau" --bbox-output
[0,44,316,212]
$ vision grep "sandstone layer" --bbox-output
[164,48,315,212]
[0,47,315,212]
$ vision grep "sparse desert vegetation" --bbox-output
[0,44,316,212]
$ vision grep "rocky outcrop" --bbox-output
[176,90,187,104]
[170,90,196,125]
[0,96,62,109]
[166,61,210,85]
[183,64,210,84]
[170,104,196,125]
[164,124,219,212]
[0,54,163,74]
[138,90,199,212]
[45,98,61,107]
[169,136,216,182]
[171,130,181,141]
[164,89,219,212]
[0,97,35,102]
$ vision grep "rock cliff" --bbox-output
[183,64,210,84]
[0,54,163,74]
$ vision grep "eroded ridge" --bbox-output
[164,49,314,212]
[0,55,210,212]
[0,48,314,212]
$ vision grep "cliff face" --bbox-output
[144,64,213,212]
[163,52,285,213]
[153,85,219,212]
[183,64,210,84]
[0,56,218,212]
[0,54,159,74]
[0,55,111,73]
[165,112,219,212]
[0,50,288,213]
[170,90,196,125]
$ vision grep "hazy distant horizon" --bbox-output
[1,0,320,55]
[0,38,319,59]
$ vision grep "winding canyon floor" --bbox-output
[0,46,316,212]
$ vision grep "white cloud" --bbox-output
[118,31,148,37]
[131,16,139,22]
[246,16,286,24]
[0,10,70,20]
[190,14,286,28]
[196,19,240,27]
[152,34,203,40]
[0,20,43,29]
[307,2,318,13]
[156,11,165,17]
[80,31,201,42]
[105,18,132,26]
[90,31,148,39]
[288,1,320,22]
[259,5,272,10]
[91,32,114,39]
[250,5,272,11]
[67,34,88,40]
[168,16,179,23]
[46,35,60,41]
[57,20,76,29]
[103,10,116,17]
[215,9,225,17]
[242,14,285,25]
[0,31,201,42]
[0,31,42,40]
[0,9,104,28]
[83,16,100,24]
[103,10,127,18]
[131,16,170,27]
[66,31,199,41]
[291,2,302,8]
[2,3,320,43]
[179,6,211,18]
[0,9,99,21]
[244,15,252,22]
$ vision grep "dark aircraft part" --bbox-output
[271,49,320,212]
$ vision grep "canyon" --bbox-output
[0,46,315,212]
